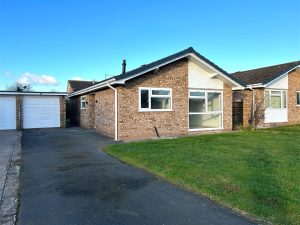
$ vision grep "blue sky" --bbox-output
[0,0,299,92]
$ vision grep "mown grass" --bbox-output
[103,125,300,225]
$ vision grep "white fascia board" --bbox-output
[68,78,117,97]
[246,83,265,89]
[117,53,244,89]
[232,87,246,90]
[0,92,67,96]
[116,54,191,84]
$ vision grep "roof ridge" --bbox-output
[233,60,300,74]
[114,47,194,78]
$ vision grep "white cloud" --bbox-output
[17,72,58,86]
[71,76,83,80]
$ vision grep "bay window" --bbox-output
[189,90,222,130]
[139,88,172,111]
[265,90,287,109]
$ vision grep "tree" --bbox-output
[7,82,32,92]
[249,90,266,129]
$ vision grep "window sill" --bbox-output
[189,127,223,132]
[139,109,174,112]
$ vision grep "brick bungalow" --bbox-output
[68,47,243,140]
[232,61,300,128]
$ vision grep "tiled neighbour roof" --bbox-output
[68,80,99,93]
[231,61,300,86]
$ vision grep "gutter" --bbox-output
[68,78,117,97]
[246,83,264,89]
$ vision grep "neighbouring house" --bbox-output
[0,91,67,130]
[68,47,243,140]
[67,80,99,94]
[232,61,300,128]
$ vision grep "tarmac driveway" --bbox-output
[18,128,256,225]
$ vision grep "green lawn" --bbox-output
[103,125,300,225]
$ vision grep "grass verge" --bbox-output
[104,125,300,225]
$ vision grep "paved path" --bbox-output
[0,130,21,225]
[18,128,256,225]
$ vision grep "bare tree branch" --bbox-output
[6,82,33,92]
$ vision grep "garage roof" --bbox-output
[0,91,67,96]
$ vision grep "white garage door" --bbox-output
[0,96,16,130]
[23,96,60,129]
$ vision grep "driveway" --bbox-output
[0,130,21,225]
[18,128,256,225]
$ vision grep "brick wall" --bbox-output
[117,59,189,140]
[94,89,115,137]
[69,59,234,140]
[80,94,96,129]
[16,96,22,129]
[223,84,233,130]
[59,96,66,128]
[288,69,300,124]
[233,89,265,127]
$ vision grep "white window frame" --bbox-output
[139,87,172,112]
[188,90,223,131]
[297,91,300,106]
[265,90,287,109]
[81,96,87,109]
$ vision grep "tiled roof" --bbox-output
[231,61,300,86]
[113,47,240,84]
[68,80,99,93]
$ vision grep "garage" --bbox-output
[23,96,60,129]
[0,91,66,130]
[0,96,16,130]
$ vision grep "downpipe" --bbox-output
[107,84,118,141]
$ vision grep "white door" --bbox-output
[0,96,16,130]
[23,96,60,129]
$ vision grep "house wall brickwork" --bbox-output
[233,89,252,126]
[288,69,300,124]
[233,89,266,128]
[80,94,96,129]
[94,89,115,137]
[223,84,233,130]
[117,59,189,140]
[69,58,235,140]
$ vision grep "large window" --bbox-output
[265,90,287,109]
[139,88,172,111]
[297,92,300,106]
[81,96,87,109]
[189,90,222,130]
